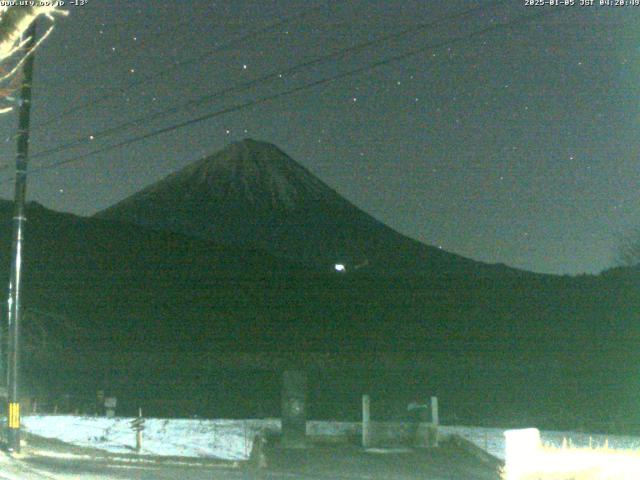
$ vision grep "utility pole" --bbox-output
[6,20,37,453]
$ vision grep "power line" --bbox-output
[55,3,332,90]
[30,1,505,163]
[33,2,331,129]
[19,7,564,182]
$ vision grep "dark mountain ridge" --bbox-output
[96,139,523,276]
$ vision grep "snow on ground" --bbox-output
[439,425,640,461]
[22,415,640,462]
[22,416,273,460]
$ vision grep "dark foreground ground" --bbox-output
[3,435,502,480]
[260,440,502,480]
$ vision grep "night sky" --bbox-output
[0,0,637,275]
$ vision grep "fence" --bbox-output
[361,394,438,448]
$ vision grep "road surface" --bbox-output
[0,438,501,479]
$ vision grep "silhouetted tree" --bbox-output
[0,4,66,113]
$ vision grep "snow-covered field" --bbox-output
[21,415,640,462]
[22,416,272,460]
[439,425,640,461]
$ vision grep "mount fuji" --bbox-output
[96,139,512,275]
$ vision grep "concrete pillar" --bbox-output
[281,370,307,448]
[431,396,439,425]
[362,395,370,448]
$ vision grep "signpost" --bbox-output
[130,408,145,453]
[104,397,117,418]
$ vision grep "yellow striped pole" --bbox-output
[8,402,19,430]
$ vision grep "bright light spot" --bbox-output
[503,428,640,478]
[334,264,346,272]
[89,135,95,140]
[505,428,541,472]
[242,64,247,70]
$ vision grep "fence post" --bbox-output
[362,395,370,448]
[431,396,439,426]
[136,408,143,453]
